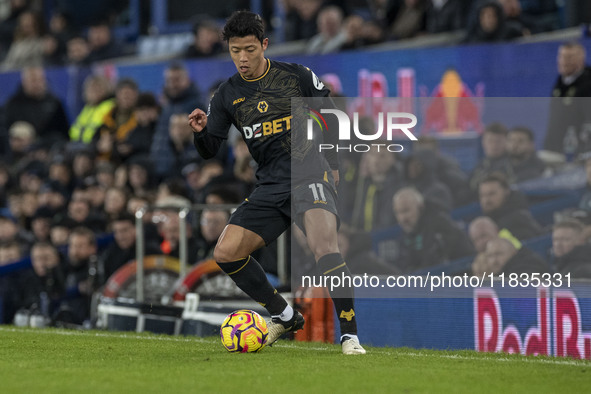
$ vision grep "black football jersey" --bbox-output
[205,59,335,190]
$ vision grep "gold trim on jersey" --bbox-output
[240,59,271,82]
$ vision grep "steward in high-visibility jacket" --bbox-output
[69,98,115,144]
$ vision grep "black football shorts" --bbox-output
[228,175,339,245]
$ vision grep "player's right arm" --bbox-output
[189,89,231,159]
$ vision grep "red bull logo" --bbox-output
[475,289,591,359]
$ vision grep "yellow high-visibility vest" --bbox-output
[69,98,116,144]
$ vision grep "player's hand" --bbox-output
[332,169,340,187]
[188,108,207,133]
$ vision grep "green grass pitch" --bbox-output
[0,326,589,394]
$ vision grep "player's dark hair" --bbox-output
[222,11,265,44]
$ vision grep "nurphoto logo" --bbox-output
[306,108,418,152]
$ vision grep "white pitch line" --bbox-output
[1,327,589,366]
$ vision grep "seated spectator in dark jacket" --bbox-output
[470,122,514,191]
[426,0,464,34]
[388,0,427,40]
[415,137,471,206]
[99,213,161,284]
[20,242,66,318]
[552,218,591,278]
[478,173,543,240]
[85,20,125,63]
[4,66,69,147]
[404,149,454,211]
[57,227,98,325]
[482,237,550,275]
[393,187,474,273]
[463,1,523,43]
[542,41,591,159]
[150,62,204,178]
[183,18,224,58]
[507,126,546,182]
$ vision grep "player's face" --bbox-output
[228,35,268,79]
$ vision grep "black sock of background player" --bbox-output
[217,256,287,316]
[317,253,358,335]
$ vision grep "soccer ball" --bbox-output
[220,310,268,353]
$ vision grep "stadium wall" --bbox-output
[348,286,591,360]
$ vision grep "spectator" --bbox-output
[37,180,69,216]
[103,186,129,223]
[388,0,427,40]
[482,237,550,275]
[307,6,347,54]
[166,113,201,178]
[392,187,474,273]
[157,201,199,263]
[426,0,464,34]
[469,122,514,191]
[284,0,322,41]
[69,75,115,145]
[48,157,74,194]
[338,227,398,275]
[463,1,523,44]
[98,213,160,284]
[184,18,224,58]
[22,241,66,319]
[65,34,89,65]
[30,207,53,242]
[49,216,74,247]
[542,42,591,160]
[478,172,543,240]
[70,148,95,185]
[150,62,204,178]
[125,154,156,197]
[414,137,471,206]
[194,209,229,262]
[58,226,98,325]
[65,194,105,233]
[469,215,521,275]
[85,20,125,63]
[507,126,546,182]
[43,11,75,66]
[498,0,551,35]
[95,78,138,163]
[7,121,36,169]
[349,147,403,231]
[552,218,591,278]
[0,0,30,59]
[403,149,453,211]
[2,10,45,70]
[115,92,160,163]
[4,66,70,147]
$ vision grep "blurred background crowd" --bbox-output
[1,0,591,328]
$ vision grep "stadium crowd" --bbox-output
[1,0,591,329]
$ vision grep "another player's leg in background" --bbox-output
[303,208,366,355]
[213,224,304,344]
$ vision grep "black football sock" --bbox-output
[218,256,287,316]
[317,253,358,336]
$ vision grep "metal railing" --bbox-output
[133,204,288,302]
